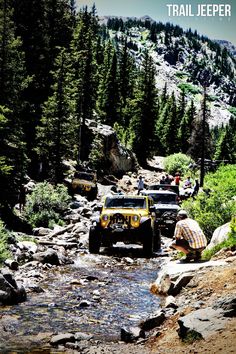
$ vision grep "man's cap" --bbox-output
[177,210,188,216]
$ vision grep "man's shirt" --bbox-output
[174,218,207,249]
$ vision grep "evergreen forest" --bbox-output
[0,0,236,216]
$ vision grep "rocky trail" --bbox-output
[0,168,236,353]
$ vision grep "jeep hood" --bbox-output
[102,208,148,217]
[154,204,180,210]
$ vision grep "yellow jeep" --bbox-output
[89,195,161,255]
[71,171,98,201]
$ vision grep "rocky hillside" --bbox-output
[101,16,236,127]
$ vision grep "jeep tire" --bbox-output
[89,227,101,254]
[143,225,154,256]
[153,228,161,251]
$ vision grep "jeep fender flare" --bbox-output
[140,217,151,227]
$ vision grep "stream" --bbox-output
[0,246,164,353]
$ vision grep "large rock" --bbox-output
[206,223,231,250]
[139,311,166,331]
[120,326,145,343]
[178,307,228,340]
[0,270,27,305]
[213,295,236,317]
[33,249,60,265]
[86,119,137,174]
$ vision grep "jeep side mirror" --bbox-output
[149,206,156,213]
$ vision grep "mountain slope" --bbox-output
[103,16,236,127]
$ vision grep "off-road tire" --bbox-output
[153,228,161,251]
[88,227,101,254]
[143,225,154,256]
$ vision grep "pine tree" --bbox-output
[97,41,119,126]
[214,116,236,163]
[178,100,195,153]
[188,89,212,162]
[131,51,158,165]
[118,37,136,126]
[155,92,178,155]
[0,0,27,207]
[12,0,76,174]
[70,7,98,162]
[36,49,74,183]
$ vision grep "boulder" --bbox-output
[50,333,75,346]
[86,119,137,175]
[168,273,194,296]
[33,249,60,265]
[120,326,145,343]
[0,271,27,305]
[139,311,166,331]
[206,223,231,250]
[213,295,236,317]
[178,307,228,340]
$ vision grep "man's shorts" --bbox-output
[173,239,205,252]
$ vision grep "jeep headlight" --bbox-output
[132,215,140,227]
[101,214,109,228]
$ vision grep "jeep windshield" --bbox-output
[148,193,177,204]
[105,197,146,209]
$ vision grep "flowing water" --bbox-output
[0,247,163,353]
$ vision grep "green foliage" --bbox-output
[24,182,70,228]
[175,71,189,79]
[228,107,236,116]
[202,216,236,260]
[36,48,74,183]
[163,153,192,176]
[178,83,201,95]
[88,134,107,170]
[182,330,203,343]
[113,122,134,149]
[0,220,11,264]
[131,50,158,165]
[182,165,236,240]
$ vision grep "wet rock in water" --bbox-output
[33,249,60,265]
[139,311,166,331]
[178,307,228,340]
[78,300,91,308]
[75,332,93,341]
[0,270,27,305]
[120,326,145,343]
[50,333,76,346]
[213,295,236,317]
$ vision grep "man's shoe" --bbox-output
[180,254,195,263]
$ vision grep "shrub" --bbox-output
[182,164,236,240]
[228,107,236,116]
[163,153,193,176]
[178,83,201,95]
[0,220,11,264]
[24,182,71,228]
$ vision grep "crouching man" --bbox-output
[171,210,207,262]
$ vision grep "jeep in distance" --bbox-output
[89,195,161,255]
[71,171,98,201]
[141,189,180,237]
